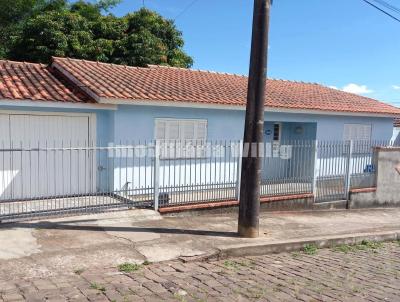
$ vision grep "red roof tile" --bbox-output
[0,60,92,103]
[52,57,400,116]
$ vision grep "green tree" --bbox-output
[0,0,44,28]
[9,10,93,62]
[118,9,193,67]
[3,1,193,68]
[0,0,67,58]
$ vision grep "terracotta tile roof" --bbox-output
[0,60,92,103]
[51,57,400,116]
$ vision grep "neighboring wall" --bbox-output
[349,147,400,208]
[112,105,394,142]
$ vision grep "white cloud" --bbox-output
[328,85,338,90]
[392,85,400,90]
[341,83,373,95]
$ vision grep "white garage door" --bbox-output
[0,112,95,200]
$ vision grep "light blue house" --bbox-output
[1,58,400,202]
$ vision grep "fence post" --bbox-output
[235,140,243,201]
[345,140,354,207]
[312,140,319,201]
[153,141,160,211]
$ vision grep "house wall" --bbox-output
[112,105,244,142]
[0,104,392,144]
[4,104,386,143]
[112,105,394,142]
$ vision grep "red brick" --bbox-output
[158,193,313,214]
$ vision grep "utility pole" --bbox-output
[238,0,271,238]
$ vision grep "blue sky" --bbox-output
[110,0,400,107]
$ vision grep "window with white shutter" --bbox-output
[196,121,207,141]
[155,120,166,140]
[155,119,208,158]
[343,124,372,141]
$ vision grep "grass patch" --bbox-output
[333,244,354,254]
[90,283,106,292]
[303,244,318,255]
[237,260,255,268]
[223,260,239,270]
[333,240,384,253]
[357,240,383,250]
[223,259,255,270]
[118,262,142,273]
[74,268,85,275]
[291,251,300,258]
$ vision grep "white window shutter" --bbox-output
[196,121,207,142]
[155,120,166,140]
[195,121,207,157]
[362,125,371,140]
[154,118,208,158]
[344,124,371,141]
[182,121,195,141]
[350,126,357,140]
[167,121,180,141]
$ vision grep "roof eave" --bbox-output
[0,98,117,110]
[97,97,399,118]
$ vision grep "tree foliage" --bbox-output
[0,0,193,68]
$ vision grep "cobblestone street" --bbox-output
[0,241,399,301]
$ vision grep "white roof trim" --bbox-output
[98,97,397,118]
[0,99,117,110]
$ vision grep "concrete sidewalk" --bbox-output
[0,208,400,281]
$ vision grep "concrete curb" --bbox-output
[179,230,400,262]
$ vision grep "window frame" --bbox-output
[343,123,372,141]
[273,123,281,143]
[154,118,208,159]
